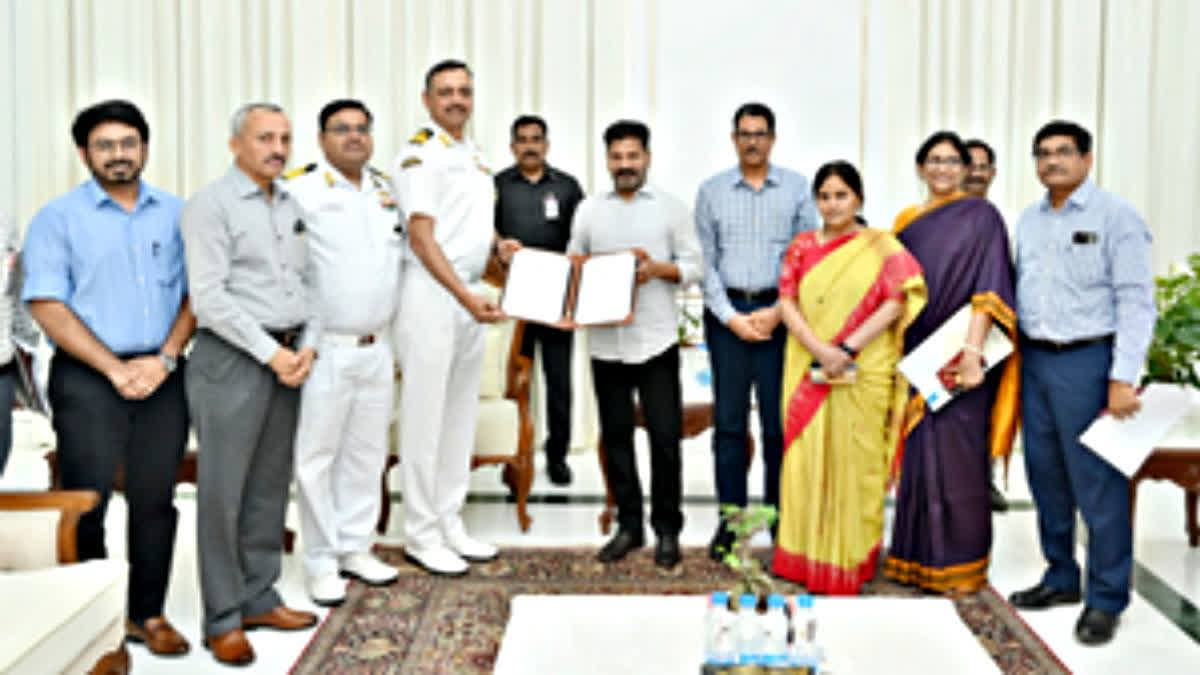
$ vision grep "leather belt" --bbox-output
[726,287,778,304]
[267,325,305,349]
[1022,333,1113,352]
[323,333,378,348]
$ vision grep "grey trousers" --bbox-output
[187,330,300,637]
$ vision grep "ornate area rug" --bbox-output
[291,547,1067,674]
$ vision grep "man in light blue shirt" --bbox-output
[1008,120,1155,647]
[694,103,818,558]
[22,100,194,656]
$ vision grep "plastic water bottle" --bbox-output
[704,591,736,666]
[762,594,789,668]
[790,594,817,668]
[737,593,761,666]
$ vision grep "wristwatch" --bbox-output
[838,342,859,358]
[159,352,178,374]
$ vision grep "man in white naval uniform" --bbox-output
[285,99,403,605]
[393,59,520,576]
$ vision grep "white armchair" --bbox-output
[0,490,129,674]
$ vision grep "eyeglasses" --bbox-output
[1033,146,1079,161]
[89,137,141,153]
[734,130,772,141]
[924,157,963,168]
[326,124,371,136]
[968,163,993,171]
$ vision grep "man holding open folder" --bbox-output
[1008,120,1155,646]
[568,120,703,568]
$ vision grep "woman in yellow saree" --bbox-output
[771,161,926,594]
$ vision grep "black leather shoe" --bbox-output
[990,484,1009,512]
[1009,583,1082,609]
[708,521,735,562]
[655,534,681,568]
[596,529,644,563]
[547,459,573,486]
[1075,606,1119,645]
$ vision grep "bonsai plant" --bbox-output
[1143,253,1200,390]
[717,503,778,603]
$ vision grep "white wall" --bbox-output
[2,0,1198,271]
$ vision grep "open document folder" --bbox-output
[897,304,1013,412]
[500,248,637,327]
[1080,384,1197,478]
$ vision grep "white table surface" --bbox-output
[494,595,998,675]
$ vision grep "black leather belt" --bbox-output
[267,325,306,349]
[726,287,778,303]
[1022,333,1113,352]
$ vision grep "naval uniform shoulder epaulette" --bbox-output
[282,163,317,180]
[408,128,434,145]
[368,165,392,182]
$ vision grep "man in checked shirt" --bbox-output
[694,103,819,560]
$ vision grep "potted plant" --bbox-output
[1143,253,1200,390]
[717,503,778,605]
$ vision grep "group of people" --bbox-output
[0,56,1155,665]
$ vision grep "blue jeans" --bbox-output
[703,302,785,513]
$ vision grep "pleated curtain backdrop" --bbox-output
[2,0,1199,271]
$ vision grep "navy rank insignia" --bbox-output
[283,163,317,180]
[408,128,434,145]
[400,156,422,169]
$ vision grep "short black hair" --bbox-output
[915,130,970,165]
[732,102,775,134]
[603,120,650,151]
[71,100,149,148]
[318,99,373,132]
[511,115,547,140]
[964,138,995,165]
[812,160,864,203]
[424,59,472,91]
[1033,120,1092,155]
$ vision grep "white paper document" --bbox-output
[572,252,637,325]
[1079,384,1197,478]
[896,304,1014,411]
[501,248,573,325]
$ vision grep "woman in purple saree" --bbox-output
[883,131,1019,594]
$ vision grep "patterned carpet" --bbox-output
[291,546,1068,674]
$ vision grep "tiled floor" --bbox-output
[3,424,1199,673]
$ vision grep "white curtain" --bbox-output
[2,0,1198,267]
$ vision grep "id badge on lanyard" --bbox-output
[543,191,560,220]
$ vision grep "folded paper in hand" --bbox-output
[500,248,637,327]
[897,304,1013,411]
[1079,384,1196,478]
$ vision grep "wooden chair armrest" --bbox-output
[0,490,100,563]
[505,320,533,402]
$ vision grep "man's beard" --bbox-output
[91,160,142,187]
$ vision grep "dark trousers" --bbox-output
[592,345,683,537]
[521,322,573,461]
[703,304,786,512]
[1022,339,1131,614]
[48,350,188,623]
[0,368,14,476]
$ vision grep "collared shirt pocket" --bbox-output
[1064,232,1107,286]
[154,236,186,287]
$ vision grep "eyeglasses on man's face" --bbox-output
[326,123,371,136]
[90,137,141,154]
[1033,146,1080,161]
[734,130,772,141]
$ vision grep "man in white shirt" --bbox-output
[392,60,519,576]
[285,99,403,606]
[568,120,703,568]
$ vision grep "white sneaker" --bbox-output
[403,545,469,577]
[338,552,399,586]
[444,529,499,563]
[307,573,347,607]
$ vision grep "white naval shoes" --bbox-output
[307,573,347,607]
[403,545,469,577]
[338,552,400,586]
[444,528,500,563]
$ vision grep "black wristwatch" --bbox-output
[838,342,858,358]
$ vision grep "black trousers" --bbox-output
[521,322,573,461]
[591,345,683,537]
[49,350,188,623]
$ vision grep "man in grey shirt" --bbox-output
[180,103,321,666]
[568,120,702,569]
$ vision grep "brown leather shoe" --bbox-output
[202,628,255,666]
[242,605,318,631]
[126,616,190,656]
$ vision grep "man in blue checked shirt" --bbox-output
[22,100,194,657]
[695,102,819,560]
[1007,120,1155,646]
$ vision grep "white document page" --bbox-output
[573,252,637,325]
[1080,384,1197,478]
[501,248,573,325]
[896,304,1014,412]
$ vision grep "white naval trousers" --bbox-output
[394,265,486,552]
[293,336,394,579]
